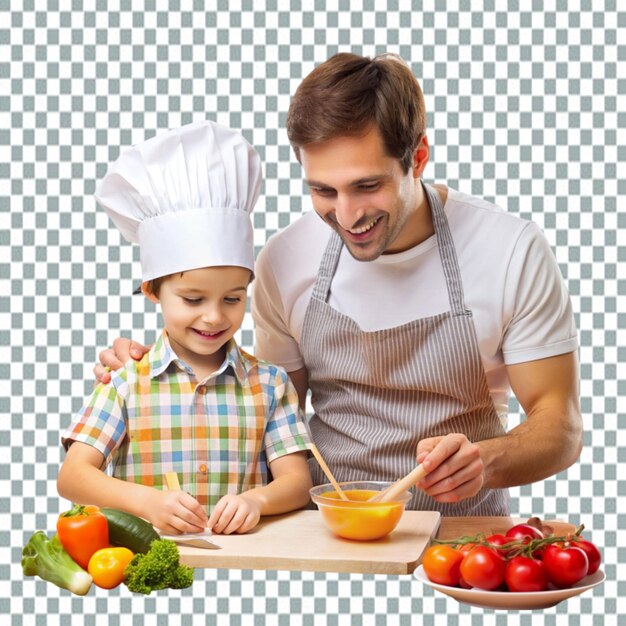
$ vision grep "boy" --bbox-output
[58,121,313,535]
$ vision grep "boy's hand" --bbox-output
[208,494,261,534]
[146,490,209,535]
[94,337,150,384]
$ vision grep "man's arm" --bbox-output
[416,351,583,502]
[481,350,582,488]
[286,366,310,411]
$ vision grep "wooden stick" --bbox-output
[165,472,181,491]
[368,465,427,503]
[309,444,349,501]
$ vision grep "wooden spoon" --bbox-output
[367,465,427,503]
[309,444,349,501]
[164,471,182,491]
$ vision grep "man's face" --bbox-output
[300,125,428,261]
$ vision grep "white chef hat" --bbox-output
[95,120,262,283]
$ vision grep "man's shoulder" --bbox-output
[446,188,550,276]
[446,188,536,245]
[261,211,331,259]
[447,188,530,228]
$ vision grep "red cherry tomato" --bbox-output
[571,538,601,575]
[542,544,589,588]
[486,533,513,555]
[459,546,506,591]
[458,574,472,589]
[486,533,509,547]
[505,555,549,592]
[422,545,464,586]
[458,542,477,554]
[505,523,544,543]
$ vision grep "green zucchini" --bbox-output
[101,508,159,554]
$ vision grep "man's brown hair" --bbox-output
[286,53,427,174]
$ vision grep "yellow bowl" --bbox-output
[310,481,411,541]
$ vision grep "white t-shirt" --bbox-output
[251,187,578,423]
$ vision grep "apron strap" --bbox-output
[311,229,343,302]
[422,182,468,316]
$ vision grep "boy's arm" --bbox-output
[208,451,312,534]
[58,441,209,535]
[242,451,312,513]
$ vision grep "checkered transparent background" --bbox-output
[1,1,624,624]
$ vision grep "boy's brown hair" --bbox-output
[141,269,254,299]
[286,53,427,174]
[141,274,178,298]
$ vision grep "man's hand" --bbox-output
[208,494,262,535]
[94,337,150,384]
[415,433,484,503]
[144,489,210,535]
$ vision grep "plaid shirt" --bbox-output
[62,332,312,510]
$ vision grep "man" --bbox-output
[96,53,582,515]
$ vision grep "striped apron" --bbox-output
[300,182,509,516]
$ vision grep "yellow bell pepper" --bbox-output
[88,547,134,589]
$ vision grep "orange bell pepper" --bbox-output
[88,547,134,589]
[57,504,109,570]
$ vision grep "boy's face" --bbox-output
[145,266,251,376]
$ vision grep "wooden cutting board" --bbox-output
[177,510,441,575]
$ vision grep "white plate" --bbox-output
[414,565,605,610]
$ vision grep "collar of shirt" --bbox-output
[147,331,250,385]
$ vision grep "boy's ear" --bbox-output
[141,283,160,304]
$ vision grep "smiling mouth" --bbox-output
[346,216,383,235]
[192,328,225,339]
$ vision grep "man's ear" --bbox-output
[141,283,160,304]
[412,134,429,178]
